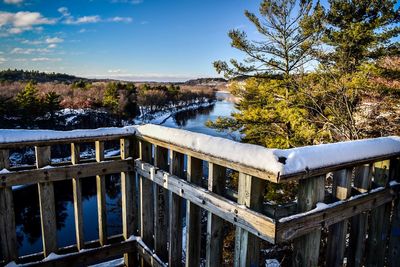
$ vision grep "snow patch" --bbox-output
[265,259,280,267]
[89,258,124,267]
[0,168,10,174]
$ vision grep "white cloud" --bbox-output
[0,11,56,35]
[11,47,51,54]
[57,7,70,17]
[111,0,143,4]
[4,0,23,4]
[108,16,132,23]
[21,39,43,45]
[108,69,125,73]
[48,44,57,48]
[0,57,6,64]
[46,37,64,43]
[31,57,61,62]
[65,15,101,25]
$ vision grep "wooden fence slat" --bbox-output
[292,175,325,267]
[234,173,265,267]
[154,145,169,262]
[348,164,372,267]
[388,158,400,267]
[185,156,202,267]
[139,140,154,267]
[365,160,391,267]
[95,141,107,246]
[120,138,138,266]
[168,150,184,267]
[0,150,18,262]
[325,169,352,267]
[71,143,84,251]
[205,162,226,267]
[35,146,58,257]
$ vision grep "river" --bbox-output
[14,91,236,256]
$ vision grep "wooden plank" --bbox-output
[185,156,202,267]
[120,138,138,266]
[325,169,352,267]
[168,151,184,267]
[0,133,133,149]
[1,159,132,188]
[71,143,84,251]
[388,158,400,267]
[0,150,18,262]
[292,175,325,267]
[95,141,107,246]
[35,146,58,257]
[205,162,226,267]
[365,160,391,267]
[154,145,169,262]
[348,164,372,267]
[135,160,276,243]
[234,173,265,267]
[139,140,154,267]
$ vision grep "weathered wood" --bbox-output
[365,160,391,267]
[347,164,372,267]
[0,133,133,150]
[120,138,138,266]
[1,159,132,188]
[71,143,84,251]
[292,175,325,267]
[35,146,58,257]
[205,162,226,267]
[185,156,203,267]
[168,151,184,267]
[139,140,154,267]
[95,141,107,246]
[325,169,352,267]
[234,173,265,267]
[154,145,169,262]
[388,158,400,267]
[0,150,18,262]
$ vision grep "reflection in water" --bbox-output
[173,104,215,127]
[14,175,122,256]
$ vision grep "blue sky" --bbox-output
[0,0,262,81]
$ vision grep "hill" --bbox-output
[0,69,88,84]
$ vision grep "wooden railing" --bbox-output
[0,125,399,267]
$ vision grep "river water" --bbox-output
[15,91,236,256]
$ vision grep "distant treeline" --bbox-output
[0,69,87,84]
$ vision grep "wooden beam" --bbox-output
[1,159,133,188]
[139,140,154,267]
[95,141,107,246]
[0,150,18,262]
[168,151,184,267]
[71,143,84,251]
[325,169,352,267]
[365,160,391,267]
[348,164,372,267]
[185,156,202,267]
[35,146,58,257]
[135,160,276,244]
[234,173,265,267]
[120,138,138,266]
[388,158,400,267]
[153,145,169,262]
[292,175,325,267]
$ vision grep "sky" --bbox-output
[0,0,262,81]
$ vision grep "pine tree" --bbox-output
[15,81,42,121]
[103,82,120,113]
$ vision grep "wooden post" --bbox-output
[388,158,400,267]
[185,156,202,267]
[71,143,84,251]
[121,138,138,266]
[168,150,184,267]
[325,169,352,267]
[154,145,169,262]
[348,164,372,267]
[95,141,107,246]
[365,160,391,267]
[233,173,265,267]
[0,150,18,262]
[205,162,226,267]
[35,146,58,257]
[139,140,154,267]
[292,175,325,267]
